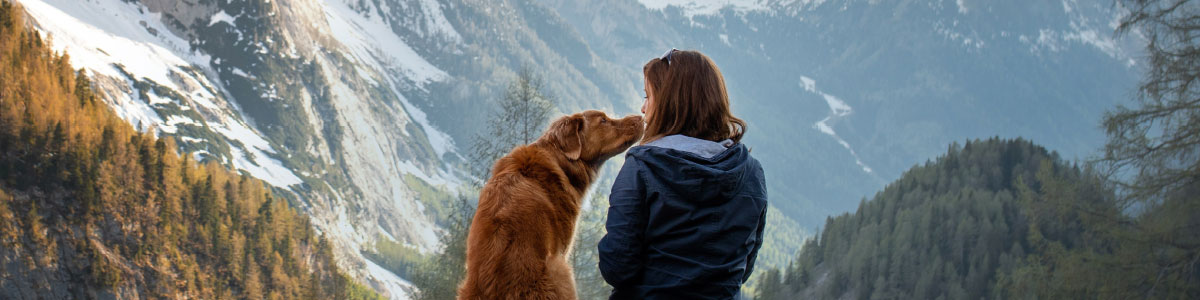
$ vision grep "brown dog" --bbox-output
[458,110,644,300]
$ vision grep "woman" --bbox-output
[599,49,768,299]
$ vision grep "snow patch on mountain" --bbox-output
[364,257,415,300]
[19,0,176,130]
[412,0,463,42]
[1019,26,1133,66]
[322,0,459,160]
[145,89,174,106]
[397,160,459,191]
[638,0,768,17]
[229,146,303,187]
[116,89,167,132]
[157,115,199,134]
[933,20,985,50]
[388,80,458,159]
[212,118,304,186]
[316,53,443,252]
[17,0,207,81]
[208,10,237,27]
[323,0,448,87]
[989,0,1138,66]
[637,0,826,18]
[229,67,256,79]
[19,0,303,188]
[800,76,873,174]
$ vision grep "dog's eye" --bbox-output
[600,118,608,123]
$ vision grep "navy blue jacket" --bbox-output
[599,137,768,299]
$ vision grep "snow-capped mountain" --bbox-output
[18,0,472,297]
[540,0,1142,226]
[16,0,1143,297]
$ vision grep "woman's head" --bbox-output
[641,49,746,144]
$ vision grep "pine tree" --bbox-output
[412,195,473,300]
[467,67,556,184]
[244,256,264,299]
[571,191,612,299]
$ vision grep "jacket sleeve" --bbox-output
[598,157,648,288]
[742,164,769,283]
[741,205,767,283]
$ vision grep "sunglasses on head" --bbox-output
[660,48,678,65]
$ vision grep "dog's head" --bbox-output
[545,110,644,164]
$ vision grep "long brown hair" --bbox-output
[642,50,746,144]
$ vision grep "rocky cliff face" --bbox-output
[18,0,474,297]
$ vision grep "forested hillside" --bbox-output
[757,137,1198,299]
[756,1,1200,298]
[0,2,377,298]
[755,138,1114,299]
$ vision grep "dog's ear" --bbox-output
[556,116,582,160]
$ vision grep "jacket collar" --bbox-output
[642,134,733,159]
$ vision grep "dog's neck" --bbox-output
[530,140,597,195]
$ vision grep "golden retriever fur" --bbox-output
[458,110,644,300]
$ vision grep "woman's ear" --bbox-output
[556,116,582,160]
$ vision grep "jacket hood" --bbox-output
[601,134,767,297]
[627,135,754,201]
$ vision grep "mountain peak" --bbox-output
[635,0,826,18]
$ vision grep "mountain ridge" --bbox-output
[11,0,1147,297]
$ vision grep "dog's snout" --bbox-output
[624,115,644,124]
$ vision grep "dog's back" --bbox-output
[458,111,643,300]
[459,147,578,300]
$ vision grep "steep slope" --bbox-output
[754,138,1115,299]
[15,0,473,296]
[0,2,378,298]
